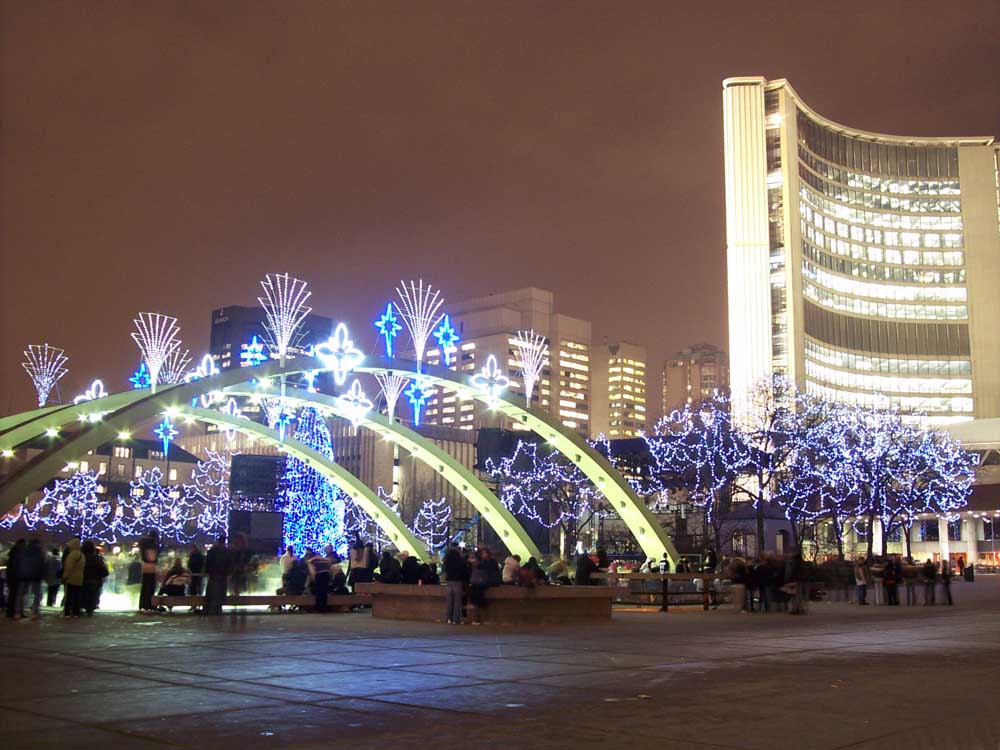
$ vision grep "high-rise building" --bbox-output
[209,305,335,371]
[662,344,729,415]
[422,287,592,435]
[592,341,647,437]
[723,77,1000,423]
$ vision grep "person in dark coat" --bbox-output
[204,537,229,614]
[81,540,109,615]
[187,543,205,598]
[17,539,45,619]
[307,550,332,612]
[401,552,422,585]
[137,532,160,612]
[44,547,62,608]
[468,547,501,624]
[377,550,403,583]
[5,539,25,619]
[442,543,469,624]
[575,552,597,586]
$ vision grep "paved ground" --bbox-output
[2,580,999,749]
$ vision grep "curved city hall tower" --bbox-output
[723,77,1000,424]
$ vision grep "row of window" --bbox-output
[801,180,964,233]
[799,157,962,213]
[803,358,972,396]
[805,379,973,414]
[801,240,965,286]
[802,275,968,321]
[796,114,962,180]
[802,260,966,304]
[803,223,964,268]
[804,339,972,378]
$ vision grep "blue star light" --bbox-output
[240,335,268,367]
[130,363,150,390]
[275,410,296,442]
[153,416,179,457]
[433,314,460,367]
[374,303,403,358]
[405,378,430,427]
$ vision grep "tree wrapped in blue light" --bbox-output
[275,407,347,556]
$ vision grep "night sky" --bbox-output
[2,1,998,416]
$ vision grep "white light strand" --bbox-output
[159,348,192,385]
[131,313,181,393]
[258,273,312,365]
[374,372,410,421]
[513,330,548,404]
[394,279,444,368]
[22,344,69,407]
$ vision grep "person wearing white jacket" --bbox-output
[501,555,521,584]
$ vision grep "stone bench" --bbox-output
[150,593,370,612]
[354,582,615,624]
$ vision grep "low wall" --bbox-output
[354,583,615,624]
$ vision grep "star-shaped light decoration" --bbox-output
[433,314,460,367]
[374,302,403,358]
[130,363,151,390]
[240,335,268,367]
[336,378,374,430]
[275,409,296,443]
[314,322,364,386]
[153,416,179,457]
[73,379,108,404]
[405,377,430,427]
[472,354,510,408]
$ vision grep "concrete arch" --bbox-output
[2,355,678,564]
[223,386,541,560]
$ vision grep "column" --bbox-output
[938,517,950,565]
[964,516,978,568]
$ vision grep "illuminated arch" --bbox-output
[222,386,541,560]
[1,355,678,564]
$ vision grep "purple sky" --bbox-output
[3,1,998,416]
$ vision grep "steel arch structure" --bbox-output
[0,355,678,564]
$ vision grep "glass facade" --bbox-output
[764,98,978,421]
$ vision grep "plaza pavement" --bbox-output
[2,579,1000,750]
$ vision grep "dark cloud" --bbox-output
[2,1,998,415]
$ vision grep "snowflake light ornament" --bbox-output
[336,379,374,429]
[314,323,364,386]
[472,354,510,407]
[433,314,460,367]
[240,335,268,367]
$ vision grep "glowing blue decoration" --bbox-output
[314,322,364,386]
[275,407,347,557]
[301,370,320,392]
[433,314,460,367]
[73,379,108,404]
[374,302,403,358]
[405,378,430,426]
[130,363,151,390]
[472,354,510,407]
[336,379,374,429]
[240,335,268,367]
[154,416,178,457]
[275,409,296,442]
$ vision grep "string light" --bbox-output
[472,354,510,407]
[411,497,452,551]
[22,344,69,408]
[73,378,108,404]
[375,371,409,421]
[336,379,373,429]
[131,313,181,393]
[258,273,312,366]
[395,279,444,370]
[433,314,460,367]
[512,330,548,404]
[313,322,364,386]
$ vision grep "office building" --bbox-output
[723,77,1000,423]
[662,344,729,415]
[592,341,648,437]
[423,287,593,435]
[209,305,335,372]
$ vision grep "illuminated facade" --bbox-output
[662,344,729,415]
[723,77,1000,423]
[422,287,592,435]
[592,341,647,437]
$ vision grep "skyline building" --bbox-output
[723,77,1000,423]
[662,343,729,416]
[422,287,593,435]
[209,305,335,373]
[592,341,648,437]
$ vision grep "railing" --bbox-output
[592,572,728,612]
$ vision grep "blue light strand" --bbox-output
[374,302,403,358]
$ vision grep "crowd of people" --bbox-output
[2,537,109,619]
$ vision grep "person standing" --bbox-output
[922,559,937,605]
[883,555,900,606]
[443,543,468,624]
[187,543,205,600]
[44,546,62,608]
[61,539,85,617]
[4,539,25,619]
[81,541,109,616]
[138,532,160,613]
[854,556,871,605]
[347,541,371,591]
[902,557,918,606]
[204,537,229,615]
[18,539,45,620]
[940,559,954,606]
[468,547,500,625]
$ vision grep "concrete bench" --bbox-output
[150,593,370,612]
[354,582,615,624]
